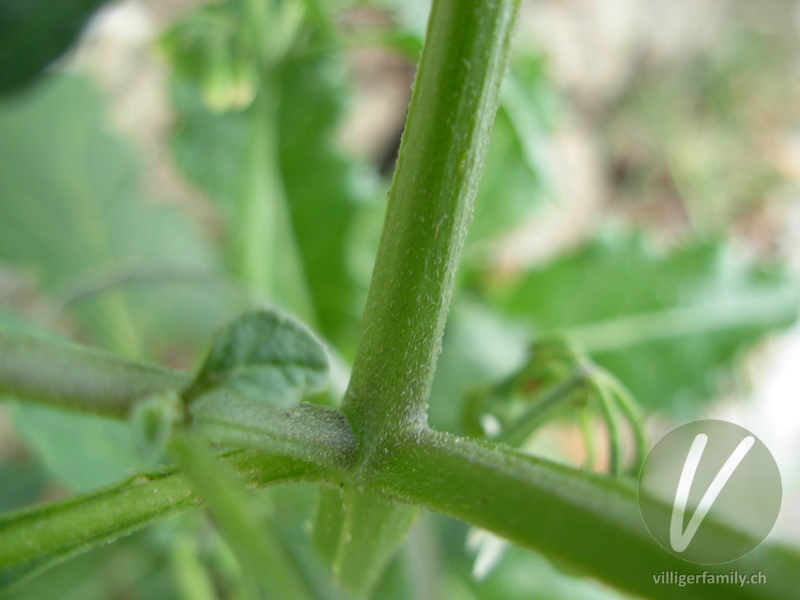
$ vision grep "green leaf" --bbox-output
[163,5,375,348]
[0,74,229,358]
[184,310,329,406]
[9,404,145,493]
[0,326,187,491]
[161,87,247,221]
[0,305,51,336]
[458,546,631,600]
[465,56,555,253]
[3,533,158,600]
[429,301,527,433]
[491,234,799,413]
[277,53,377,347]
[0,0,111,94]
[0,457,47,513]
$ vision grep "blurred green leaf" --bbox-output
[429,301,528,432]
[0,309,191,492]
[167,80,248,220]
[465,57,554,254]
[0,457,47,513]
[0,0,110,94]
[0,75,230,358]
[492,234,799,414]
[185,310,329,406]
[9,404,144,492]
[446,60,557,290]
[499,56,558,184]
[278,54,376,347]
[163,4,375,349]
[454,545,627,600]
[465,113,541,254]
[169,433,316,600]
[4,537,131,600]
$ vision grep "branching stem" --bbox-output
[342,0,520,453]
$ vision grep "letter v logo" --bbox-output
[638,420,782,564]
[669,433,754,552]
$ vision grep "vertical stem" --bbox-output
[232,84,317,323]
[342,0,520,450]
[234,99,276,298]
[233,0,317,322]
[169,433,314,600]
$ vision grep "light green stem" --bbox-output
[234,93,316,322]
[169,433,315,600]
[498,366,591,446]
[342,0,520,450]
[0,330,188,418]
[330,1,520,593]
[594,381,623,475]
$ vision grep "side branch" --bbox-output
[0,330,188,418]
[371,428,800,600]
[0,451,320,590]
[190,393,357,470]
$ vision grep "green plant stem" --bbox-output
[498,366,591,446]
[579,405,596,470]
[171,534,218,600]
[332,486,419,596]
[189,393,356,470]
[327,2,520,593]
[0,330,188,418]
[594,381,623,475]
[342,0,520,448]
[597,371,647,473]
[169,432,315,600]
[234,98,278,298]
[0,330,356,470]
[373,428,800,600]
[235,93,316,323]
[0,450,319,590]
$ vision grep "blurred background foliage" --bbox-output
[1,0,800,598]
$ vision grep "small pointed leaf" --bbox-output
[184,310,329,406]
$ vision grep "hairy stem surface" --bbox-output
[0,451,320,590]
[373,429,800,600]
[342,0,520,450]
